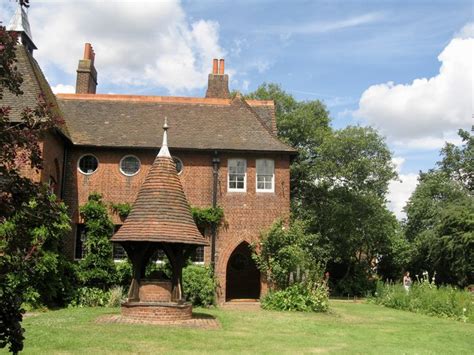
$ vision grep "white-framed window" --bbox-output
[256,159,275,192]
[191,246,204,264]
[78,154,99,175]
[120,155,141,176]
[172,156,183,175]
[228,159,246,191]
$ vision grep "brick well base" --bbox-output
[121,301,193,321]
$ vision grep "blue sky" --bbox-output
[2,0,473,218]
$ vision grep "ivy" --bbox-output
[191,206,224,231]
[77,193,116,290]
[110,202,132,219]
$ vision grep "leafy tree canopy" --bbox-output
[404,130,473,287]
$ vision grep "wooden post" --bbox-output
[122,242,156,302]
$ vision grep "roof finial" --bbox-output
[8,0,37,53]
[158,117,171,158]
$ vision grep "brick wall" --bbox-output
[121,302,192,321]
[63,146,291,302]
[138,280,172,302]
[17,130,65,195]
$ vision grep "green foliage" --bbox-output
[404,130,473,287]
[261,282,329,312]
[107,286,125,307]
[0,287,24,354]
[77,193,116,289]
[191,206,224,231]
[114,258,172,288]
[110,202,132,219]
[247,84,398,297]
[183,265,217,307]
[253,219,329,290]
[370,273,473,323]
[1,24,69,352]
[69,287,111,308]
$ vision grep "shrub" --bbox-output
[370,272,473,323]
[77,193,116,289]
[69,287,110,308]
[107,286,125,307]
[114,260,133,288]
[253,219,328,290]
[183,265,217,306]
[261,282,329,312]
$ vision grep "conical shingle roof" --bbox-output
[111,121,207,245]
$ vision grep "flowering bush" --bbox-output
[370,272,473,323]
[261,282,329,312]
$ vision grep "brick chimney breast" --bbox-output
[205,58,230,99]
[76,43,98,94]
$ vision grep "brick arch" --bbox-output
[217,237,253,274]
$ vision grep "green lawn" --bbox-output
[5,300,474,354]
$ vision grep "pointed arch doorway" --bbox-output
[226,242,261,301]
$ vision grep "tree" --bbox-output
[404,130,473,287]
[245,83,332,201]
[247,84,399,296]
[0,25,70,353]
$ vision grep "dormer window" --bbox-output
[256,159,274,192]
[228,159,246,192]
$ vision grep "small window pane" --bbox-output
[256,159,274,191]
[120,156,140,176]
[228,159,246,191]
[192,246,204,263]
[78,155,98,174]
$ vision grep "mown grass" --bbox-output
[4,300,474,354]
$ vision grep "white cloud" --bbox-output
[388,173,418,220]
[51,84,75,94]
[387,157,419,219]
[355,23,473,150]
[455,22,474,39]
[28,0,225,93]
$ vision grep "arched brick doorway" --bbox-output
[226,242,260,300]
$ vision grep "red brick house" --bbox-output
[2,7,295,303]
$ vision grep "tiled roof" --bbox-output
[0,44,69,138]
[111,154,208,245]
[56,94,295,153]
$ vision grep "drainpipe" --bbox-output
[60,144,68,200]
[211,150,220,273]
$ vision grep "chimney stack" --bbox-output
[76,43,98,94]
[205,58,230,99]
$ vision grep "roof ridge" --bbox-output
[56,93,233,106]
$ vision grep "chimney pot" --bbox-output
[212,59,218,74]
[84,43,92,60]
[218,59,225,75]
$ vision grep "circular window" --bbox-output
[173,157,183,175]
[78,154,98,175]
[120,155,141,176]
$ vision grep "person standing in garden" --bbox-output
[403,272,412,292]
